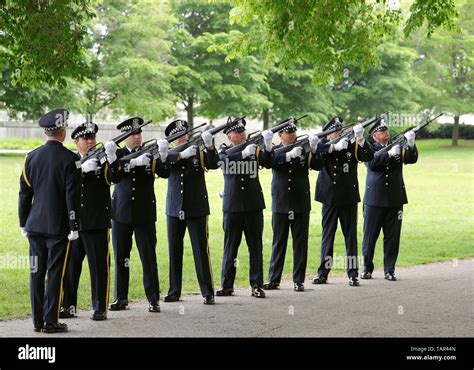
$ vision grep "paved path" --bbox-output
[0,259,472,337]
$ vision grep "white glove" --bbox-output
[158,139,169,162]
[242,143,257,159]
[67,230,79,241]
[404,130,416,147]
[309,134,320,152]
[179,145,197,159]
[286,146,303,162]
[334,138,349,151]
[388,145,401,157]
[104,141,117,164]
[201,131,213,149]
[262,130,273,151]
[130,153,151,168]
[81,158,98,173]
[354,124,364,140]
[20,227,28,238]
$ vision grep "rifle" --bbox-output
[225,115,308,156]
[273,121,355,156]
[80,119,152,164]
[121,122,207,161]
[326,113,388,145]
[374,113,443,157]
[168,119,234,155]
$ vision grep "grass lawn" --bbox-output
[0,139,473,320]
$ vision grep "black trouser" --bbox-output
[112,220,160,303]
[62,229,110,313]
[268,212,309,284]
[28,232,70,326]
[167,215,214,297]
[317,203,359,279]
[362,204,403,275]
[221,210,264,289]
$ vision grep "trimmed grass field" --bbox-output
[0,139,473,320]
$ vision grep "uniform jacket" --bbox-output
[166,148,219,218]
[19,140,81,236]
[312,139,374,207]
[112,147,170,224]
[219,144,273,213]
[271,145,321,214]
[363,141,418,207]
[77,152,123,230]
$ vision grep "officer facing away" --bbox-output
[19,109,81,333]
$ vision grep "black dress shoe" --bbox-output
[34,323,44,332]
[42,322,68,333]
[109,299,128,311]
[148,301,161,313]
[203,295,215,305]
[294,283,305,292]
[251,285,266,298]
[349,277,360,286]
[263,282,280,290]
[361,272,372,279]
[163,294,180,302]
[311,275,327,284]
[385,273,397,281]
[216,288,234,296]
[59,306,76,319]
[90,311,107,321]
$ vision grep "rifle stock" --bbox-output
[327,113,387,145]
[121,122,208,161]
[81,119,152,164]
[168,120,233,155]
[225,115,308,156]
[374,113,443,156]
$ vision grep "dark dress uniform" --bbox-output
[266,134,322,289]
[362,129,418,278]
[218,118,273,295]
[18,109,81,332]
[111,118,170,309]
[164,120,218,303]
[61,123,123,319]
[312,117,374,282]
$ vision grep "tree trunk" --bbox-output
[262,108,269,130]
[186,96,194,128]
[451,115,459,146]
[85,112,93,123]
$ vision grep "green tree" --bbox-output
[0,0,94,86]
[226,0,458,84]
[69,0,177,121]
[333,40,437,124]
[261,63,337,129]
[1,0,177,122]
[170,1,270,127]
[406,0,473,145]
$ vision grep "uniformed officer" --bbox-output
[264,120,322,292]
[361,120,418,281]
[110,117,170,313]
[311,117,374,286]
[217,117,274,298]
[60,122,122,321]
[18,109,81,333]
[163,120,218,305]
